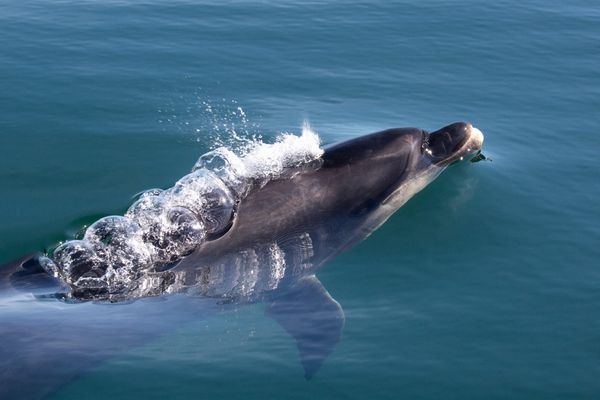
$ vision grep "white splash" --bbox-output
[194,121,323,195]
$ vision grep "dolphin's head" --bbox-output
[315,122,484,219]
[323,122,484,174]
[423,122,484,166]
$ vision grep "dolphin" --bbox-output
[0,122,484,398]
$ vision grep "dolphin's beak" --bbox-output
[468,125,484,152]
[463,124,485,161]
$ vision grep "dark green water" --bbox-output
[1,0,599,398]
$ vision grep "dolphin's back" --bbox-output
[183,127,425,269]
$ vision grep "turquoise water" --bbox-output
[1,0,599,398]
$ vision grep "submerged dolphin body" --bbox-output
[0,122,484,398]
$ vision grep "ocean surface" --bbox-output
[1,0,599,398]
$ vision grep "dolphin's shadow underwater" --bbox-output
[0,122,484,399]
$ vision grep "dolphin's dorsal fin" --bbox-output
[266,275,345,379]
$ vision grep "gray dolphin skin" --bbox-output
[0,122,484,399]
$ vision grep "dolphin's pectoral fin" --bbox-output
[266,275,345,379]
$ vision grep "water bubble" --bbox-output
[149,206,206,264]
[164,206,205,251]
[53,240,105,283]
[200,186,235,235]
[84,216,152,271]
[126,190,166,227]
[84,216,140,246]
[171,170,235,236]
[192,148,248,196]
[38,256,59,278]
[126,191,206,263]
[193,150,228,172]
[132,188,164,203]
